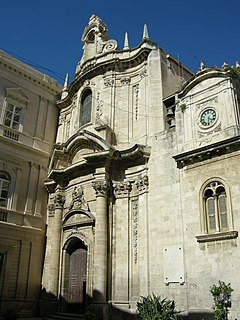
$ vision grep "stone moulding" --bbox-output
[57,46,152,110]
[173,135,240,168]
[48,135,151,186]
[196,230,238,243]
[62,209,95,230]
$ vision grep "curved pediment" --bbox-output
[179,68,228,98]
[62,209,95,230]
[53,130,113,164]
[48,139,150,186]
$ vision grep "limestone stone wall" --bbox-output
[0,50,61,315]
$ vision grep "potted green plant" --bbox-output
[210,281,233,320]
[137,293,179,320]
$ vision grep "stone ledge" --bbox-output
[173,135,240,168]
[196,230,238,243]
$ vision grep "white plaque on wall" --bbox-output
[163,246,184,285]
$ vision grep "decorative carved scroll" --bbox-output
[104,77,115,87]
[120,77,131,85]
[96,92,103,123]
[132,199,139,264]
[133,84,139,120]
[69,186,89,211]
[103,39,118,52]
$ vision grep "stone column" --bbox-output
[41,191,65,314]
[92,180,109,304]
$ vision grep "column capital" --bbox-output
[113,181,132,198]
[92,180,109,197]
[54,193,65,209]
[136,175,149,193]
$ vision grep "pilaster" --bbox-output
[42,191,65,297]
[112,181,132,303]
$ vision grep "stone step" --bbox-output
[44,313,87,320]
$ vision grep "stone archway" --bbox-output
[63,237,88,314]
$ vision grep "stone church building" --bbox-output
[1,15,240,320]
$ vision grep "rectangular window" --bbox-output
[4,103,22,130]
[0,179,9,208]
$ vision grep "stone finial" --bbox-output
[142,24,149,40]
[236,61,240,69]
[123,32,129,50]
[61,73,69,100]
[222,62,229,70]
[200,60,205,70]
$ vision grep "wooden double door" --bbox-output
[68,247,87,313]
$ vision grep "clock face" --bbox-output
[200,108,217,126]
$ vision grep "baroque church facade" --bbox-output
[1,15,240,320]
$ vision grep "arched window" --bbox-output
[0,172,10,208]
[203,181,229,233]
[80,89,92,127]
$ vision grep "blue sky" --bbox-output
[1,0,239,85]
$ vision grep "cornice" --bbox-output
[173,136,240,169]
[48,143,151,186]
[57,46,152,110]
[178,68,229,98]
[0,50,62,95]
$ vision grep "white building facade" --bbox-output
[0,50,61,316]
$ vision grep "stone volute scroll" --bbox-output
[79,15,118,66]
[69,186,89,211]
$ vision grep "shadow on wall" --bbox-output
[39,287,214,320]
[39,287,139,320]
[180,310,214,320]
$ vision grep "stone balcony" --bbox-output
[0,207,24,224]
[0,207,45,230]
[0,124,51,155]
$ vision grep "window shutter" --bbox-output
[207,197,216,231]
[219,194,228,229]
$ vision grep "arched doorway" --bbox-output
[65,238,87,314]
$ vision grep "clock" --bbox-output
[200,108,217,126]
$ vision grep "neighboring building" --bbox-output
[0,50,61,316]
